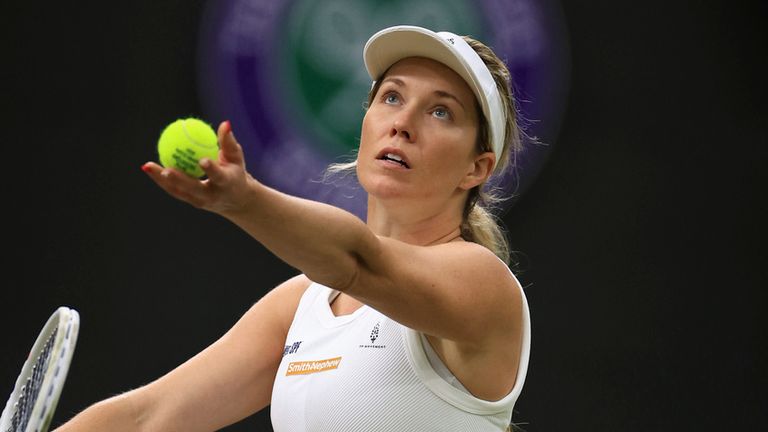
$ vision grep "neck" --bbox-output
[365,196,465,246]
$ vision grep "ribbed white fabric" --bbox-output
[270,276,531,431]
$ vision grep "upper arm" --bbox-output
[131,274,310,432]
[346,239,522,345]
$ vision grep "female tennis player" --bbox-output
[55,25,531,432]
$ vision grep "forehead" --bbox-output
[381,57,477,106]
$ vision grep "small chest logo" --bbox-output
[359,322,386,349]
[283,340,303,357]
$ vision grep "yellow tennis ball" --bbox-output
[157,117,219,178]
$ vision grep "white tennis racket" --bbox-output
[1,307,80,432]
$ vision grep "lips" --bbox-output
[376,148,410,169]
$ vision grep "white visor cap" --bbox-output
[363,25,506,157]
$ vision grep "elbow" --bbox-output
[310,229,380,293]
[306,252,362,294]
[339,230,385,293]
[335,254,362,294]
[336,230,381,293]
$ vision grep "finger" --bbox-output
[198,156,225,184]
[141,162,207,205]
[217,120,231,143]
[218,121,245,166]
[141,161,163,176]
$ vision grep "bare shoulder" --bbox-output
[271,272,314,294]
[220,273,314,353]
[441,241,523,333]
[378,235,518,286]
[197,272,315,364]
[431,240,522,299]
[244,273,313,330]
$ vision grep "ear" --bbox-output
[459,151,496,190]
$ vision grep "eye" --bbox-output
[383,92,400,105]
[432,107,452,120]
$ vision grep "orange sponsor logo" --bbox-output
[286,356,342,376]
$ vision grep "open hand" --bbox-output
[142,121,256,216]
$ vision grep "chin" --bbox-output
[364,181,405,201]
[359,174,410,202]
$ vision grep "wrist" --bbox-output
[219,174,265,220]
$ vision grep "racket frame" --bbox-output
[0,306,80,432]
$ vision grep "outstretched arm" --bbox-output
[142,122,520,345]
[142,121,375,293]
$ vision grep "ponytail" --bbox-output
[457,35,531,267]
[460,187,511,265]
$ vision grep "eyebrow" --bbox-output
[433,90,466,111]
[380,77,467,111]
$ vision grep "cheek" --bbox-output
[422,131,478,184]
[432,127,477,165]
[358,112,377,153]
[356,114,376,183]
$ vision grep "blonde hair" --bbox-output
[459,36,523,265]
[328,35,524,265]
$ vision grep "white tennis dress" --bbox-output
[270,275,531,431]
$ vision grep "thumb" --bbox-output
[217,120,245,166]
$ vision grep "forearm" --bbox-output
[143,126,378,289]
[54,392,142,432]
[223,178,378,289]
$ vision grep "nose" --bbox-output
[390,110,416,142]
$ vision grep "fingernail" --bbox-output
[141,163,151,173]
[223,120,231,134]
[199,158,210,168]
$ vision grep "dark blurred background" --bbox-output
[2,0,766,431]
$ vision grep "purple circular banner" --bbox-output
[197,0,569,219]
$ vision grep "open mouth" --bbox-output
[378,152,410,169]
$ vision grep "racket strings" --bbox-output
[7,326,58,432]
